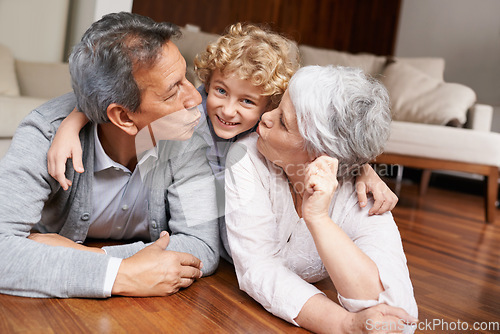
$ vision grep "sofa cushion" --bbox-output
[385,121,500,167]
[176,28,220,68]
[175,27,220,87]
[15,60,71,99]
[299,45,386,78]
[395,57,445,81]
[0,44,20,96]
[381,60,476,126]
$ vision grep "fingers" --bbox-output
[178,252,203,271]
[311,155,338,176]
[368,196,385,215]
[368,186,398,215]
[72,147,85,174]
[48,154,72,191]
[380,304,419,325]
[153,231,171,250]
[355,182,368,207]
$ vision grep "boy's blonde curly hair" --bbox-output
[194,23,300,108]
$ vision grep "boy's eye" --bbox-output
[216,87,226,95]
[243,99,255,105]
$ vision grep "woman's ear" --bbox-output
[106,103,138,136]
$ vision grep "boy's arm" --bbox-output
[355,164,398,215]
[47,107,88,190]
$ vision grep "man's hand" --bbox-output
[111,231,203,297]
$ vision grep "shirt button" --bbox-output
[122,205,129,211]
[81,213,90,221]
[151,220,157,228]
[76,240,83,244]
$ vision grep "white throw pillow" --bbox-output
[0,44,20,96]
[381,61,476,126]
[299,45,386,78]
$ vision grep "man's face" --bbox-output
[130,41,202,142]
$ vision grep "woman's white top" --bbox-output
[225,134,418,329]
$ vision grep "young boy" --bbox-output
[47,23,397,259]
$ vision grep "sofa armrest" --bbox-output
[0,95,48,137]
[14,59,71,99]
[465,103,493,132]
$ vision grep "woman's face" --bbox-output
[256,90,310,170]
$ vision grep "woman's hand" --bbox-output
[302,156,339,224]
[28,233,105,254]
[355,164,398,215]
[343,303,418,334]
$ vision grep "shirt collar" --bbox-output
[93,124,158,173]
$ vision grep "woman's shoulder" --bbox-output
[226,133,269,173]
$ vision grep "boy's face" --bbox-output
[206,70,270,139]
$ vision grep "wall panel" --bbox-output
[132,0,401,55]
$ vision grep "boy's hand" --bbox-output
[355,164,398,215]
[48,108,87,190]
[47,135,84,190]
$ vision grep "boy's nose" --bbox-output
[221,101,238,118]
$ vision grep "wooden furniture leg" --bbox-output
[373,153,499,223]
[486,166,499,223]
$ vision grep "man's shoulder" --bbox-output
[30,93,77,125]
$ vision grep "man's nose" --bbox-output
[182,79,202,110]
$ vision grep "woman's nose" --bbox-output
[260,110,274,128]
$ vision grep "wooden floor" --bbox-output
[0,178,499,333]
[390,179,500,334]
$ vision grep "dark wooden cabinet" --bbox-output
[132,0,401,56]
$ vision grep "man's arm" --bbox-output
[0,107,111,298]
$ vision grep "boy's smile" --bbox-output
[206,70,270,139]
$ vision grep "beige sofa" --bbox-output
[0,44,72,157]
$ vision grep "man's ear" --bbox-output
[106,103,138,136]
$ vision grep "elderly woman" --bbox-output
[224,65,418,333]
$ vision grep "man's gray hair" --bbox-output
[69,12,180,123]
[289,65,391,179]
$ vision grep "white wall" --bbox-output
[65,0,134,59]
[0,0,70,62]
[396,0,500,109]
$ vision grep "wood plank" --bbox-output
[1,181,499,333]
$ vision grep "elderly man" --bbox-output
[0,12,219,298]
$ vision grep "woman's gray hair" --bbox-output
[69,12,180,123]
[289,65,391,179]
